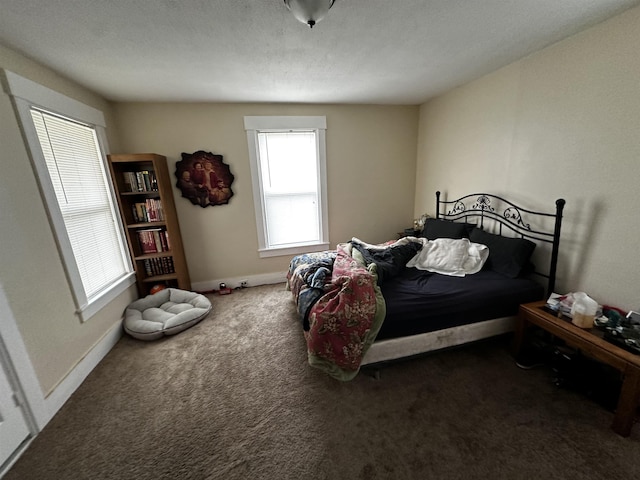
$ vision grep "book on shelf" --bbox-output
[152,230,162,252]
[137,171,145,191]
[132,203,145,223]
[131,199,164,223]
[122,172,136,192]
[165,257,175,274]
[161,257,175,274]
[146,198,164,222]
[157,229,168,251]
[149,171,158,191]
[137,228,170,254]
[143,259,153,276]
[123,170,158,193]
[137,229,158,254]
[142,171,151,191]
[143,256,175,276]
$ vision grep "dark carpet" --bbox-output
[6,283,639,479]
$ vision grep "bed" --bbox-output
[287,191,566,380]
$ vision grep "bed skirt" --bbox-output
[360,315,517,366]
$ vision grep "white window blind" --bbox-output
[30,109,130,299]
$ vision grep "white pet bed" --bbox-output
[124,288,212,341]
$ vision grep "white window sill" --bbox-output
[77,273,136,322]
[258,242,330,259]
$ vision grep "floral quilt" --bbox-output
[287,242,387,381]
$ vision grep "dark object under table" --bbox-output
[512,301,640,437]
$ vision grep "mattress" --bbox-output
[377,268,544,340]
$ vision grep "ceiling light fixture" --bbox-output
[284,0,335,28]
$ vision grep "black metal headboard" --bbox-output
[435,191,566,296]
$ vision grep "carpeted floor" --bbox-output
[6,283,640,479]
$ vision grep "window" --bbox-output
[4,70,134,321]
[245,116,329,258]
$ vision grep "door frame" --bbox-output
[0,282,125,474]
[0,285,46,465]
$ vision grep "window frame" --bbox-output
[3,70,135,322]
[244,116,329,258]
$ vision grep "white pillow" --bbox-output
[462,240,489,274]
[406,238,488,277]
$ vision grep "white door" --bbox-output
[0,346,31,467]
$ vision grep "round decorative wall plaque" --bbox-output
[175,150,234,208]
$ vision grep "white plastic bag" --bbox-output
[570,292,598,328]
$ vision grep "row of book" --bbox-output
[132,199,164,223]
[143,256,175,277]
[137,228,171,254]
[122,170,158,192]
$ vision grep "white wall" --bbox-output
[113,103,419,289]
[0,44,136,396]
[416,6,640,311]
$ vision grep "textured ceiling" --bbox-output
[1,0,638,104]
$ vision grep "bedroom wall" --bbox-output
[415,6,640,311]
[0,44,136,395]
[112,103,419,289]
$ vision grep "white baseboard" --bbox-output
[192,271,287,293]
[41,320,123,426]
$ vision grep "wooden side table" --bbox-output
[513,301,640,437]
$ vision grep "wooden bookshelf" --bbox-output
[108,153,191,296]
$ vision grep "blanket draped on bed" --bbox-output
[288,243,387,380]
[288,238,425,380]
